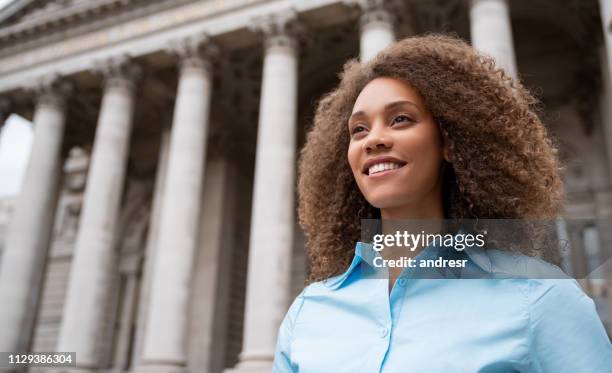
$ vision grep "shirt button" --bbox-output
[398,278,407,287]
[380,327,389,338]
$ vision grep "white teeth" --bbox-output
[368,162,402,175]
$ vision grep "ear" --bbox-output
[442,140,451,163]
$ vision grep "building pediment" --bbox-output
[0,0,175,52]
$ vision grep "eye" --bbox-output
[351,124,367,135]
[392,115,414,125]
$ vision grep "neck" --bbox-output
[379,192,444,221]
[378,191,444,261]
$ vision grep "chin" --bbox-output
[365,193,409,210]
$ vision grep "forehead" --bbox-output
[352,77,425,113]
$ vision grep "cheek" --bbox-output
[408,121,440,151]
[397,128,443,173]
[415,138,442,163]
[347,143,361,175]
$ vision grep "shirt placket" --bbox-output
[362,264,398,373]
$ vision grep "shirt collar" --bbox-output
[322,242,371,290]
[323,234,493,291]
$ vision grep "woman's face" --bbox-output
[347,77,447,212]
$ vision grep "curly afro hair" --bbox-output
[297,34,564,284]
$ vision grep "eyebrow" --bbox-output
[349,100,420,121]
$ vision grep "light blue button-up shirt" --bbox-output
[272,241,612,372]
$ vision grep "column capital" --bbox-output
[167,33,219,73]
[249,9,305,52]
[346,0,386,11]
[344,0,404,29]
[470,0,509,6]
[29,74,73,111]
[94,55,142,92]
[360,8,393,30]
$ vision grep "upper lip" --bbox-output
[362,156,407,174]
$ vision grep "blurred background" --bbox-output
[0,0,610,372]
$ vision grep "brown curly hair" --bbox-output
[298,34,564,284]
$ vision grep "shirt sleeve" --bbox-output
[272,288,306,373]
[528,279,612,372]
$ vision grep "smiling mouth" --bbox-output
[365,162,407,176]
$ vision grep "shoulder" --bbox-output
[524,278,612,371]
[475,250,612,371]
[475,247,568,280]
[284,286,308,324]
[480,249,595,306]
[523,276,598,323]
[282,281,327,324]
[481,249,591,309]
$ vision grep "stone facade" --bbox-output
[0,0,610,372]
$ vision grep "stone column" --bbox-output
[229,12,300,373]
[0,77,70,359]
[353,0,396,63]
[598,1,612,330]
[594,188,612,333]
[189,153,236,373]
[600,0,612,82]
[56,56,140,372]
[137,35,216,373]
[599,2,612,171]
[469,0,518,79]
[132,127,170,369]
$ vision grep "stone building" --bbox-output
[0,0,610,372]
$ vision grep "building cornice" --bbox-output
[0,0,348,93]
[0,0,38,25]
[0,0,197,56]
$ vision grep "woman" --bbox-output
[273,34,612,372]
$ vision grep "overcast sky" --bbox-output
[0,116,33,197]
[0,0,12,11]
[0,0,33,198]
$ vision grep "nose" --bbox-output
[363,125,392,152]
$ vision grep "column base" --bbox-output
[48,368,97,373]
[132,364,187,373]
[0,368,20,373]
[224,360,273,373]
